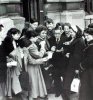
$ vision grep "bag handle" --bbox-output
[74,72,80,79]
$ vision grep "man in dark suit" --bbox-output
[48,26,72,97]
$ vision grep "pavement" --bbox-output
[48,93,78,100]
[6,93,79,100]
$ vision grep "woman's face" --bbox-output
[46,23,54,30]
[64,25,70,35]
[70,29,76,38]
[84,33,93,42]
[39,30,47,39]
[12,32,21,40]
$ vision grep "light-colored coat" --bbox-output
[7,47,28,95]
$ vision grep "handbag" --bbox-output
[70,73,80,93]
[19,58,31,91]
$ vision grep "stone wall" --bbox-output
[44,0,85,30]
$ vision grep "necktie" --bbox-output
[56,38,59,44]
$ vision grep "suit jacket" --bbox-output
[48,32,72,50]
[48,33,71,69]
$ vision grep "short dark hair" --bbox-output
[25,30,37,39]
[7,28,20,36]
[6,28,20,40]
[55,22,64,30]
[30,18,38,24]
[63,23,71,29]
[44,18,53,26]
[35,25,47,35]
[18,38,31,48]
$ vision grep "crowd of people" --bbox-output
[0,18,93,100]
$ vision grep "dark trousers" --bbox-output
[52,67,65,95]
[61,67,75,100]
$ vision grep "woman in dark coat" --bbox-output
[0,26,20,100]
[2,28,21,55]
[79,24,93,100]
[62,26,86,100]
[2,28,21,98]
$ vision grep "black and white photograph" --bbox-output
[0,0,93,100]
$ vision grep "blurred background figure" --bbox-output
[79,23,93,100]
[62,25,86,100]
